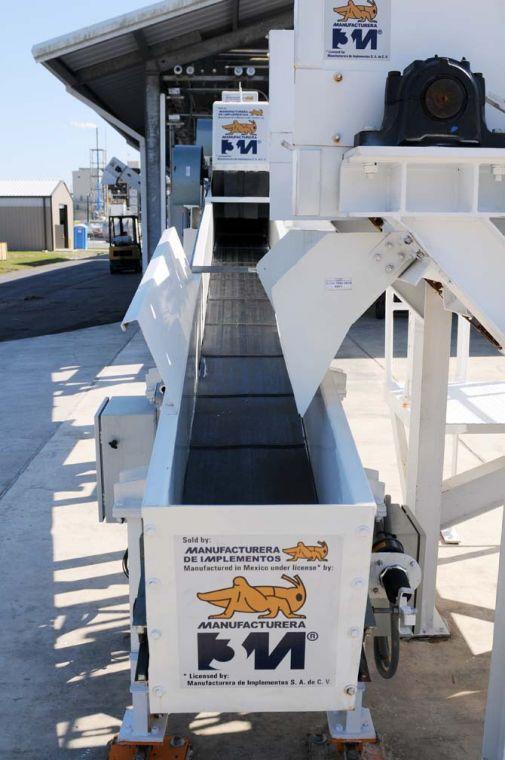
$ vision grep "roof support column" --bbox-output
[144,63,162,260]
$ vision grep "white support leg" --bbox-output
[405,285,452,637]
[482,509,505,760]
[327,684,376,742]
[117,517,169,745]
[384,288,395,387]
[391,413,408,501]
[442,315,471,545]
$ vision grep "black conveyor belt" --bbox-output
[182,245,317,506]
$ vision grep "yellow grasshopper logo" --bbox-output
[223,120,257,136]
[334,0,377,22]
[283,541,328,562]
[197,575,307,620]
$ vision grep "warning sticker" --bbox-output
[174,535,341,690]
[326,278,352,291]
[324,0,391,60]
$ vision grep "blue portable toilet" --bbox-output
[74,224,88,250]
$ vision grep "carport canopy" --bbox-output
[32,0,294,146]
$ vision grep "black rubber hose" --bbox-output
[373,610,400,679]
[122,548,129,579]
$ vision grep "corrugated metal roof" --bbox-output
[33,0,238,62]
[0,180,64,198]
[32,0,293,143]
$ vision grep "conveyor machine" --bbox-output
[96,86,422,758]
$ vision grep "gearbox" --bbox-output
[355,56,505,148]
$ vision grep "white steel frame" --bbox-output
[385,286,505,639]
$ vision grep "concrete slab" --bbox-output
[0,311,504,759]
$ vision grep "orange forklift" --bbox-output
[108,215,142,274]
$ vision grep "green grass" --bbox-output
[0,250,105,274]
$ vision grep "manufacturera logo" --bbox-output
[223,120,257,136]
[197,574,307,620]
[330,0,383,54]
[334,0,377,23]
[283,540,328,562]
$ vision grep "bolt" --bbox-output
[152,726,159,735]
[153,686,165,698]
[376,559,383,567]
[372,587,380,594]
[334,73,343,82]
[171,737,186,748]
[334,724,343,733]
[404,235,414,245]
[357,524,370,535]
[151,629,162,640]
[362,723,369,730]
[352,577,365,588]
[345,685,357,696]
[410,560,415,567]
[144,524,156,535]
[148,578,160,587]
[385,241,394,248]
[333,134,341,144]
[385,264,394,273]
[349,627,361,638]
[398,251,406,260]
[374,253,383,262]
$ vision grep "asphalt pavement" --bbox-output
[0,255,141,341]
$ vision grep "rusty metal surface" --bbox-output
[107,736,191,759]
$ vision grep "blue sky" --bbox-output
[0,1,155,189]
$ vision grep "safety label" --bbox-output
[324,0,391,60]
[325,277,352,290]
[174,534,341,689]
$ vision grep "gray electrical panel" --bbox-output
[95,396,157,523]
[171,145,204,206]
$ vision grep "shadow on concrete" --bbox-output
[339,309,501,363]
[0,328,151,758]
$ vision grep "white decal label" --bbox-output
[326,278,352,290]
[175,535,340,690]
[212,102,269,164]
[324,0,390,60]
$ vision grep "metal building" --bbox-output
[0,180,74,251]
